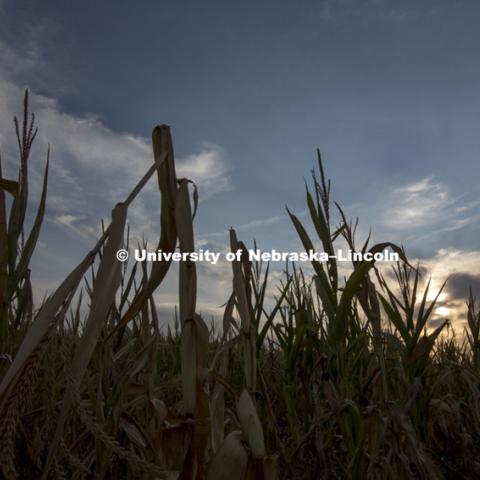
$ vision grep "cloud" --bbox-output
[409,248,480,334]
[200,213,289,241]
[447,273,480,300]
[0,31,43,83]
[383,176,451,229]
[367,247,480,336]
[0,41,231,244]
[380,176,480,239]
[176,144,231,199]
[420,249,480,296]
[55,214,84,229]
[2,79,229,193]
[0,35,232,315]
[52,214,100,240]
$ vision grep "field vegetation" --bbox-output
[1,92,479,479]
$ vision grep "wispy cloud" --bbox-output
[176,143,231,199]
[383,176,451,228]
[381,176,480,236]
[51,214,100,240]
[199,213,293,241]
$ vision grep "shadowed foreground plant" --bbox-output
[0,93,278,480]
[0,89,49,355]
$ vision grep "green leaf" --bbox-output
[14,156,49,285]
[287,207,336,319]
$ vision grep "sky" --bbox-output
[1,0,480,331]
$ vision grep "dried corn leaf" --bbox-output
[207,431,248,480]
[237,389,266,459]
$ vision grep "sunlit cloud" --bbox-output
[376,176,480,247]
[413,248,480,335]
[176,143,231,199]
[383,176,452,229]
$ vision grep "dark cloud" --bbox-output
[447,273,480,300]
[417,265,430,278]
[428,318,448,329]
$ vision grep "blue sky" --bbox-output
[1,0,480,329]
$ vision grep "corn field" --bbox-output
[1,91,480,479]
